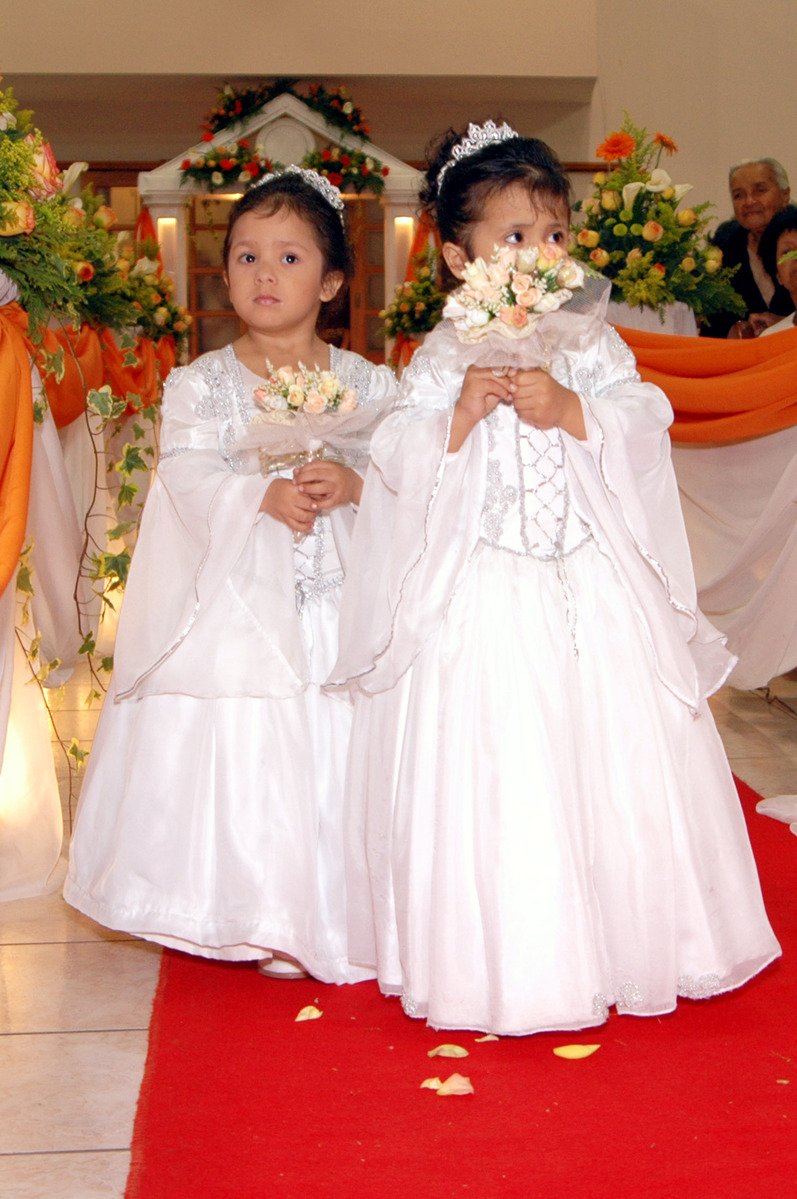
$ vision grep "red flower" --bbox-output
[381,166,390,177]
[595,132,636,162]
[234,100,242,114]
[321,149,332,162]
[652,262,666,275]
[328,172,343,187]
[201,131,214,143]
[181,159,191,170]
[653,132,678,154]
[220,158,235,170]
[361,165,370,176]
[340,154,351,167]
[238,138,250,149]
[244,161,260,176]
[331,98,341,108]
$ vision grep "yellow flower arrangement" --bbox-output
[572,116,745,322]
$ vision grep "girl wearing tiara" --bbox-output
[65,169,396,982]
[330,124,780,1033]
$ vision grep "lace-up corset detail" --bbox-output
[480,405,590,559]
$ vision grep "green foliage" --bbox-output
[382,250,446,345]
[301,146,388,196]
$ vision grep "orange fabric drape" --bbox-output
[0,305,173,428]
[0,309,34,595]
[134,206,160,248]
[615,323,797,443]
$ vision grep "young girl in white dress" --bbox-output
[65,169,395,982]
[330,124,781,1033]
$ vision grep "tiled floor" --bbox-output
[0,671,795,1198]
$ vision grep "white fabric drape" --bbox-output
[611,301,797,688]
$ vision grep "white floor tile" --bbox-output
[0,939,160,1034]
[0,1031,149,1153]
[0,1149,129,1198]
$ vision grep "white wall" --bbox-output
[589,0,796,224]
[3,0,795,224]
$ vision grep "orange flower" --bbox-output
[0,200,35,236]
[74,261,95,283]
[653,132,678,154]
[595,132,636,163]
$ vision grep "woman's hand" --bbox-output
[512,369,586,440]
[260,477,318,534]
[728,319,755,339]
[293,461,363,510]
[449,365,516,452]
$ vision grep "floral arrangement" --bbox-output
[301,146,388,195]
[200,80,296,138]
[115,235,192,347]
[382,250,446,353]
[180,139,277,191]
[572,116,745,321]
[200,79,371,141]
[0,82,89,331]
[303,84,370,139]
[443,244,585,342]
[253,363,357,421]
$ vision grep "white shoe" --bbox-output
[257,954,309,980]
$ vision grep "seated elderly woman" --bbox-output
[757,205,797,336]
[702,158,793,338]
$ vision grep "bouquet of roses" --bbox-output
[238,361,389,476]
[443,244,585,343]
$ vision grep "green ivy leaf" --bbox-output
[117,481,139,507]
[39,345,65,383]
[100,656,114,673]
[107,521,135,540]
[78,632,96,655]
[16,563,34,595]
[116,444,147,475]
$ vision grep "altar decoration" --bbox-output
[382,249,446,366]
[200,79,370,141]
[572,117,745,324]
[300,146,388,195]
[180,140,277,192]
[182,80,388,197]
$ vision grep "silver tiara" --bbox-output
[253,164,346,222]
[437,120,520,192]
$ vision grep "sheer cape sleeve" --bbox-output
[330,319,734,710]
[112,359,307,701]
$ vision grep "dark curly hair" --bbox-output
[420,123,571,286]
[758,204,797,284]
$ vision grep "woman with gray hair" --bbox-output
[702,158,793,338]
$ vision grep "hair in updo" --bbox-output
[758,203,797,283]
[420,124,571,287]
[222,173,354,283]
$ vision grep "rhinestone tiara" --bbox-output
[436,120,520,192]
[253,164,346,222]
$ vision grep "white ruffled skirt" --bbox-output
[345,538,780,1033]
[65,558,372,985]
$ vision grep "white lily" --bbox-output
[61,160,89,197]
[673,184,694,203]
[645,169,672,193]
[622,181,644,210]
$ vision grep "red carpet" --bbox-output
[126,780,796,1198]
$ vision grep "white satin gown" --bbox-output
[64,345,395,983]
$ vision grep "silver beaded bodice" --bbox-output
[480,404,590,559]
